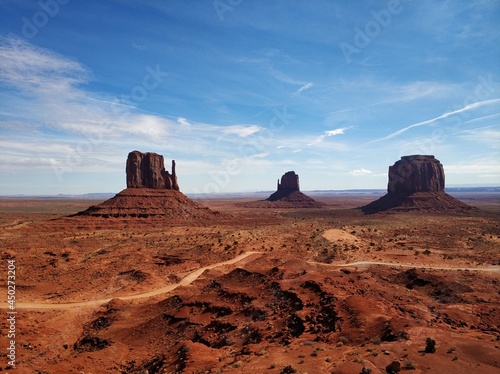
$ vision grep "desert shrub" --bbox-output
[280,364,298,372]
[404,359,416,369]
[425,337,436,353]
[338,336,348,344]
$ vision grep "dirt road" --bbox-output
[3,251,498,311]
[1,251,263,310]
[308,260,500,272]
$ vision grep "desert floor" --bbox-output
[0,193,499,373]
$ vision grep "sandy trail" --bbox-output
[308,260,500,272]
[1,251,263,310]
[2,251,497,311]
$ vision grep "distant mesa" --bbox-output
[267,171,300,201]
[362,155,475,214]
[75,151,220,220]
[240,171,325,208]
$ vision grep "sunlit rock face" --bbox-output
[388,155,444,194]
[126,150,179,191]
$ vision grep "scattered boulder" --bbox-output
[385,360,401,373]
[362,155,475,213]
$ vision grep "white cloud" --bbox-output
[308,127,349,145]
[457,126,500,147]
[293,82,314,95]
[222,124,262,137]
[326,127,348,136]
[0,36,89,95]
[177,117,190,126]
[350,168,373,176]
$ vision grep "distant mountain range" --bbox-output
[1,186,498,199]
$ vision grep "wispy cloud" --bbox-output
[368,99,500,144]
[350,168,373,176]
[0,36,269,179]
[221,124,262,137]
[326,128,348,136]
[308,127,349,146]
[0,36,89,95]
[292,82,313,95]
[457,126,500,147]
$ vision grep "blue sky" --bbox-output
[0,0,499,195]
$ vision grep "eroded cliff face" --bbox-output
[388,155,444,194]
[126,151,179,190]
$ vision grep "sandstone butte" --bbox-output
[75,151,219,220]
[239,171,325,208]
[362,155,475,213]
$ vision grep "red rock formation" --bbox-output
[75,189,220,220]
[362,155,474,214]
[126,151,179,190]
[239,171,325,208]
[75,151,220,220]
[277,171,300,192]
[388,155,444,194]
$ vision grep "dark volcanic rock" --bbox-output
[362,155,475,214]
[126,150,179,190]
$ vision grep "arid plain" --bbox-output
[0,191,499,374]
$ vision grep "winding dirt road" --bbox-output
[308,260,500,272]
[1,251,263,311]
[2,251,498,311]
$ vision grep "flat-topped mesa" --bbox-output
[361,154,474,214]
[277,171,300,192]
[126,150,179,190]
[388,155,444,194]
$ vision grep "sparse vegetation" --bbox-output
[3,193,499,373]
[404,359,416,369]
[425,337,436,353]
